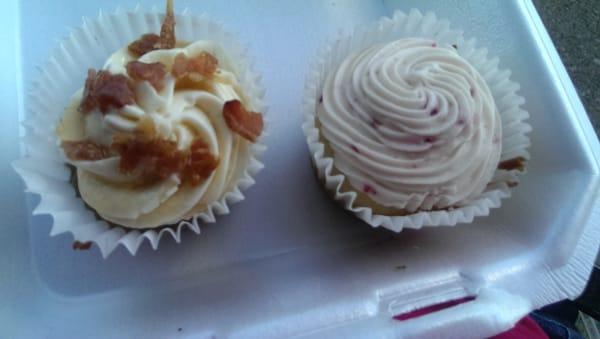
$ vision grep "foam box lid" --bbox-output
[1,1,599,338]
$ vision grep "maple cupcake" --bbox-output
[303,10,530,231]
[14,0,266,256]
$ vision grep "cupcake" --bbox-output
[14,0,266,256]
[303,10,530,231]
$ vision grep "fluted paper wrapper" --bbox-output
[302,9,531,232]
[13,7,267,258]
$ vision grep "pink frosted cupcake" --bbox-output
[303,10,530,231]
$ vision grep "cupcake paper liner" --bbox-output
[302,9,531,232]
[13,6,267,258]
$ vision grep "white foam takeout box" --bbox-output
[2,0,599,338]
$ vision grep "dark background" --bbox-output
[534,0,600,136]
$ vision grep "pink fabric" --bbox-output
[394,297,475,321]
[490,316,549,339]
[394,297,548,339]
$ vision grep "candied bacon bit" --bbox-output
[171,53,188,77]
[127,0,176,56]
[128,33,161,57]
[222,100,263,143]
[94,71,135,113]
[79,69,98,113]
[78,70,135,114]
[157,0,176,49]
[187,52,218,77]
[112,134,184,184]
[126,61,167,91]
[112,134,218,186]
[498,157,526,171]
[181,139,219,185]
[171,52,219,78]
[62,140,110,161]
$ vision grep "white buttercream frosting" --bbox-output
[317,38,502,212]
[58,41,251,228]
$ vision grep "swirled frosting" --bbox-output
[317,38,502,212]
[58,41,253,228]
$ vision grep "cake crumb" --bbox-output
[72,241,92,250]
[498,157,526,171]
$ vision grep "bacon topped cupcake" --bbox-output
[57,0,264,229]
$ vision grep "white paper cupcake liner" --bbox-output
[12,6,267,258]
[302,9,531,232]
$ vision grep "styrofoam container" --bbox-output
[1,1,599,338]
